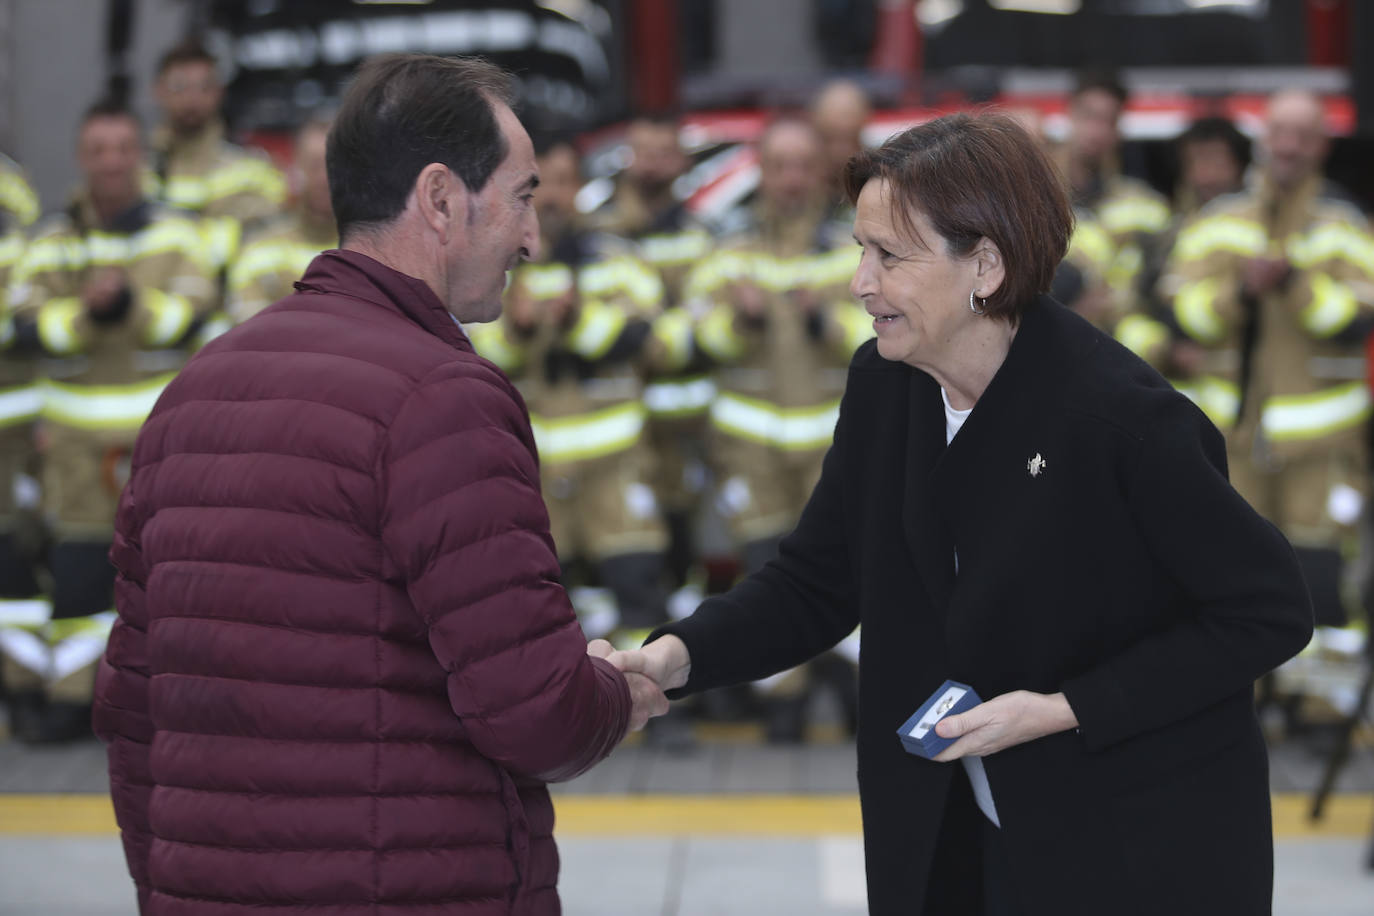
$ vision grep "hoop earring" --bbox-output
[969,290,987,316]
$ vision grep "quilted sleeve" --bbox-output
[380,360,631,782]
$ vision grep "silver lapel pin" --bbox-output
[1027,453,1047,477]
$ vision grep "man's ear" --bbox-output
[414,163,469,245]
[972,237,1006,300]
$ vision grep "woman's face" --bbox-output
[850,179,991,368]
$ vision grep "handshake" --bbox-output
[586,635,693,731]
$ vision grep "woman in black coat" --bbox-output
[618,113,1313,915]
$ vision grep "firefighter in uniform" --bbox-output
[469,136,692,664]
[227,119,336,322]
[149,38,286,327]
[1119,116,1251,395]
[685,117,871,740]
[2,100,215,740]
[810,79,872,226]
[587,115,714,586]
[1161,90,1374,629]
[1057,71,1172,331]
[0,155,44,737]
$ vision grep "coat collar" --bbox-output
[901,297,1087,608]
[294,249,473,353]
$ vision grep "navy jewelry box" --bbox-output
[897,679,982,758]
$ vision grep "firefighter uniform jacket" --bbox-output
[1161,176,1374,545]
[6,194,217,537]
[470,237,690,558]
[227,210,337,323]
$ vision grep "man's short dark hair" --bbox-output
[157,39,218,78]
[80,96,142,134]
[326,53,517,241]
[1072,68,1128,107]
[1177,116,1251,172]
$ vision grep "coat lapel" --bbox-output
[902,369,957,610]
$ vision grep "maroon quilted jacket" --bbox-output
[93,249,632,915]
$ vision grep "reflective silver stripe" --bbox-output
[49,611,116,681]
[1300,273,1358,337]
[711,393,838,450]
[644,378,717,415]
[1262,383,1371,442]
[41,374,176,430]
[531,404,646,462]
[0,627,47,675]
[0,386,42,424]
[0,599,51,627]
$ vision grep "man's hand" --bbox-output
[588,639,669,731]
[82,267,129,316]
[932,690,1078,762]
[1241,257,1291,297]
[607,634,691,692]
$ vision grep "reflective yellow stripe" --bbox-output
[40,373,177,431]
[1099,195,1171,236]
[835,305,875,353]
[1262,382,1371,442]
[520,263,575,299]
[565,300,629,359]
[531,402,646,463]
[1174,215,1267,262]
[710,392,839,451]
[807,247,861,288]
[684,250,752,300]
[1107,244,1144,294]
[36,298,84,355]
[1300,273,1359,338]
[0,233,25,271]
[1173,377,1240,429]
[651,309,693,371]
[0,598,50,627]
[162,159,287,210]
[142,288,195,347]
[195,312,233,348]
[639,231,712,266]
[0,628,47,675]
[49,610,117,681]
[1287,221,1374,273]
[697,305,747,362]
[19,220,208,274]
[468,323,524,373]
[1116,314,1170,360]
[644,376,716,418]
[0,172,39,227]
[0,384,42,426]
[1068,221,1114,274]
[581,258,663,311]
[200,217,242,271]
[229,239,320,293]
[1173,278,1226,344]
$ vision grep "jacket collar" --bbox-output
[294,249,473,353]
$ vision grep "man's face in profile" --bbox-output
[450,103,541,324]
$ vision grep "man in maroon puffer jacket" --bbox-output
[92,53,668,915]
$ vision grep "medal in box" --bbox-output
[897,680,981,758]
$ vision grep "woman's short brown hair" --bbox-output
[844,112,1073,321]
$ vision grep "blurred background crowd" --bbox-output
[0,1,1370,790]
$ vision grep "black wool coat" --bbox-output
[655,297,1313,915]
